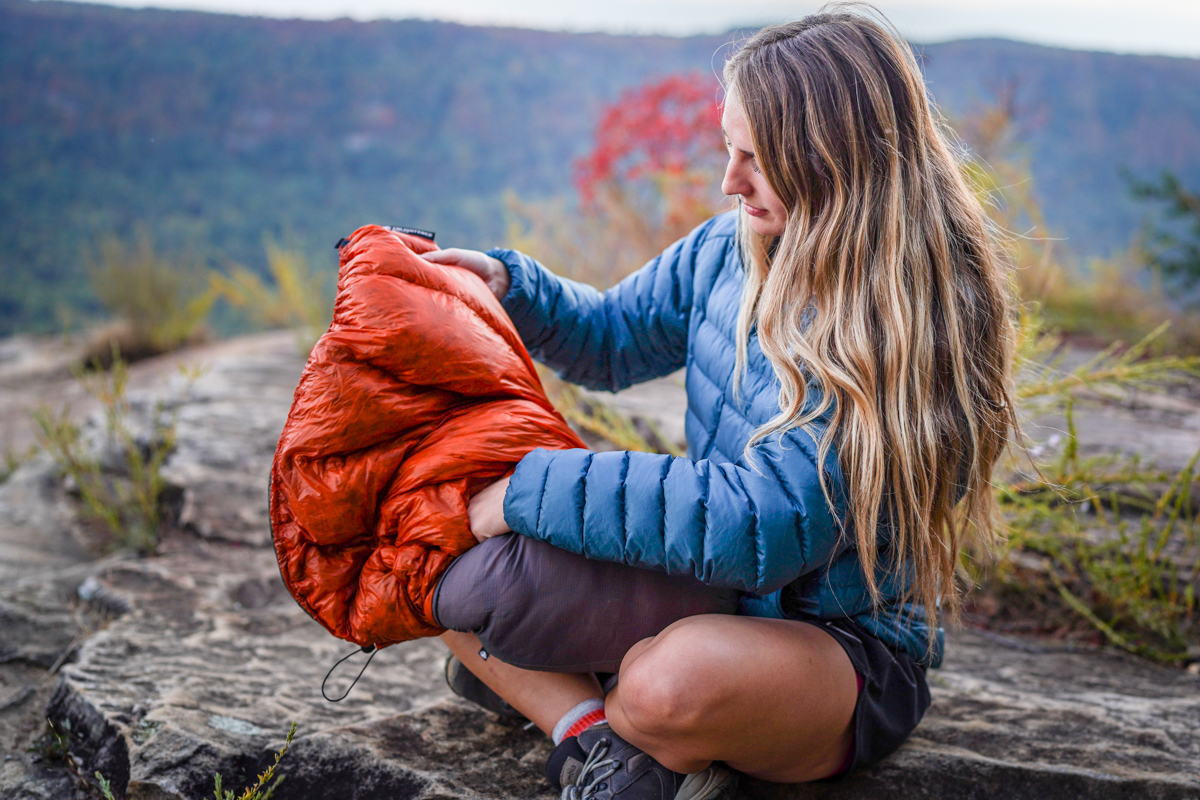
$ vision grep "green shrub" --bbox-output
[86,234,217,365]
[93,723,296,800]
[972,317,1200,663]
[32,353,199,553]
[212,241,333,355]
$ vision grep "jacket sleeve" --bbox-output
[502,420,849,595]
[487,215,728,392]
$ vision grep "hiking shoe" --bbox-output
[547,722,737,800]
[443,654,527,721]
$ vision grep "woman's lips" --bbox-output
[743,203,768,217]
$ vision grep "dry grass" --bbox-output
[212,242,334,355]
[85,235,217,366]
[31,354,202,554]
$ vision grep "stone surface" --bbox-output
[778,631,1200,800]
[158,344,303,547]
[41,544,456,799]
[1026,393,1200,476]
[1018,345,1200,475]
[1,333,1199,800]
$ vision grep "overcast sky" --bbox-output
[85,0,1200,58]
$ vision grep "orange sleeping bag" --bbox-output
[270,224,585,647]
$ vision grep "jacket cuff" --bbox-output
[486,247,538,330]
[501,446,553,539]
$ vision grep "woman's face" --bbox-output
[721,95,787,237]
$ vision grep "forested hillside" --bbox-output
[2,0,1199,333]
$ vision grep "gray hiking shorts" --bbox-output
[431,533,739,673]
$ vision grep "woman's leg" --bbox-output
[435,535,857,783]
[441,629,602,735]
[443,614,857,783]
[434,533,738,673]
[606,614,858,783]
[435,533,737,739]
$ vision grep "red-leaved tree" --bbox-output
[575,73,725,199]
[508,72,729,289]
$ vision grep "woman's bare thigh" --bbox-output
[605,614,857,783]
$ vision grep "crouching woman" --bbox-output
[422,7,1016,798]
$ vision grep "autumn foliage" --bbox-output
[508,72,730,288]
[574,73,725,201]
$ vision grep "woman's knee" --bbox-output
[615,617,726,736]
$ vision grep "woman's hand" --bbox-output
[467,475,512,543]
[420,248,511,302]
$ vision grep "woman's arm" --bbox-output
[499,422,849,595]
[423,214,735,391]
[489,215,731,392]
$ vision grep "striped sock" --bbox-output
[551,698,606,745]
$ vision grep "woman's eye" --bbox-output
[725,140,761,174]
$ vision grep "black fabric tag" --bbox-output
[383,225,437,242]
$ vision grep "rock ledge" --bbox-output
[1,336,1198,800]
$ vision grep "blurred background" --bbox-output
[1,0,1198,361]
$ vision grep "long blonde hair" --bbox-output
[725,6,1017,645]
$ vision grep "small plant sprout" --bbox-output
[94,722,297,800]
[37,717,71,763]
[31,349,203,553]
[96,771,116,800]
[212,721,297,800]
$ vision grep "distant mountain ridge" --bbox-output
[1,0,1198,333]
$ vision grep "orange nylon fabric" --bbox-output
[270,225,586,647]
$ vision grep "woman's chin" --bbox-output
[744,212,784,238]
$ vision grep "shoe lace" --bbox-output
[562,737,619,800]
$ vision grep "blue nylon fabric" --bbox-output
[490,210,943,667]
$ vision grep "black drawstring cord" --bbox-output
[322,644,378,702]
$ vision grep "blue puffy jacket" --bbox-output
[490,210,942,667]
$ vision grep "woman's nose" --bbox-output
[721,159,746,198]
